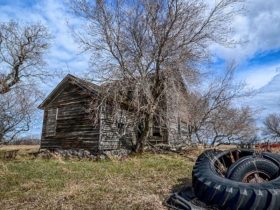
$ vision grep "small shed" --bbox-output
[39,74,101,152]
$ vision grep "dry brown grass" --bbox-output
[215,144,238,150]
[0,151,193,210]
[0,145,40,153]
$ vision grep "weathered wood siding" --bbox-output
[99,105,168,150]
[99,105,136,151]
[166,108,182,146]
[165,81,190,146]
[45,108,57,137]
[41,82,100,152]
[166,107,190,146]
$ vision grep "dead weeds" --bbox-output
[0,152,193,210]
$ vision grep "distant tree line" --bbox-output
[262,114,280,141]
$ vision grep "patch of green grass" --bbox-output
[0,153,193,210]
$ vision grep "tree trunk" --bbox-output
[211,136,219,147]
[0,133,3,144]
[135,114,153,153]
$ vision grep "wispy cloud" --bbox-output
[0,0,90,87]
[213,0,280,62]
[236,62,280,89]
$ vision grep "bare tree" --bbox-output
[263,114,280,140]
[0,21,51,94]
[0,20,51,143]
[185,66,256,146]
[71,0,243,152]
[0,86,38,144]
[207,106,256,146]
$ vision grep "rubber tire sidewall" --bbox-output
[227,157,279,182]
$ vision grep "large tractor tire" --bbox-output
[192,149,280,210]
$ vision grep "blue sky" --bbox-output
[1,0,280,136]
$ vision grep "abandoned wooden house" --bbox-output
[39,74,189,153]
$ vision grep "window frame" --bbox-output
[45,108,58,137]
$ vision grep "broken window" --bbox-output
[153,116,162,137]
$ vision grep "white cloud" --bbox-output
[0,0,90,81]
[241,72,280,125]
[213,0,280,62]
[236,62,280,89]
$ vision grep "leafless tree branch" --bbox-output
[0,20,51,94]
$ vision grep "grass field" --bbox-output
[0,145,40,153]
[0,145,194,210]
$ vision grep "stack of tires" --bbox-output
[192,149,280,210]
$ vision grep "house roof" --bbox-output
[38,74,100,109]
